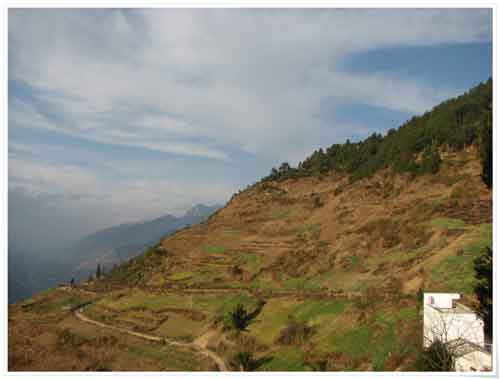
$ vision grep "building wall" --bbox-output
[456,351,492,372]
[424,293,460,309]
[423,305,485,347]
[423,293,484,347]
[423,293,491,372]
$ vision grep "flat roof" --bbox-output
[428,302,475,314]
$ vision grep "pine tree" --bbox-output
[270,167,279,180]
[96,264,101,280]
[421,145,441,174]
[278,162,291,176]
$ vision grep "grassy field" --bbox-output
[430,217,468,230]
[8,288,214,371]
[428,223,492,293]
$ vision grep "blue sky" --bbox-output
[8,8,492,248]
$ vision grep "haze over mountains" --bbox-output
[71,204,221,278]
[8,204,220,303]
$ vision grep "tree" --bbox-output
[278,162,291,176]
[259,80,491,184]
[479,111,493,188]
[229,301,266,332]
[417,287,424,309]
[230,304,252,331]
[96,264,101,280]
[70,278,75,287]
[270,167,279,180]
[421,145,441,174]
[230,351,258,371]
[474,246,492,340]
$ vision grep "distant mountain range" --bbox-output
[8,204,221,303]
[71,204,221,279]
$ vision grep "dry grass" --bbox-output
[9,149,491,371]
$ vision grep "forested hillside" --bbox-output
[269,79,492,185]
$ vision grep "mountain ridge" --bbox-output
[70,203,222,279]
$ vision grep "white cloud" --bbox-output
[9,8,492,163]
[8,156,236,227]
[7,8,492,236]
[9,158,101,197]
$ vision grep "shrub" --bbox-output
[418,340,454,371]
[276,319,314,346]
[229,351,271,371]
[56,329,88,349]
[312,194,324,208]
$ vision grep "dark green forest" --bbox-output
[267,79,492,187]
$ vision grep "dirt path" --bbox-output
[73,304,228,371]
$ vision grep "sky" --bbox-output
[8,8,492,252]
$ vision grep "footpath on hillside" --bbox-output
[70,295,228,371]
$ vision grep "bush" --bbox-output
[229,351,271,371]
[313,194,324,208]
[230,351,258,371]
[276,319,314,346]
[419,340,454,371]
[56,329,88,349]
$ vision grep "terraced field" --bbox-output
[9,149,492,371]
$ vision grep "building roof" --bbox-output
[431,302,475,314]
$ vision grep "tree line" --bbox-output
[266,79,492,187]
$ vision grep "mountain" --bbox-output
[8,204,221,303]
[69,203,222,280]
[8,80,492,371]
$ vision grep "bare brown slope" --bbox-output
[9,148,491,372]
[152,148,490,296]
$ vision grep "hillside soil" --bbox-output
[9,149,492,371]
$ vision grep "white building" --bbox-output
[423,293,492,372]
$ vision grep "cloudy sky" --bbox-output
[8,8,492,250]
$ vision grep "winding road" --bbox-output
[65,284,365,371]
[73,303,228,371]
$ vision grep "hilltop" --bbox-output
[8,80,492,371]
